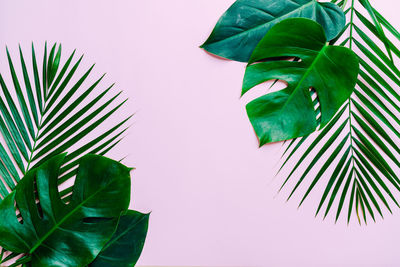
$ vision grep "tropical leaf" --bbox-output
[0,43,130,202]
[90,210,150,267]
[0,43,130,264]
[0,154,131,267]
[201,0,346,62]
[243,18,359,145]
[279,0,400,224]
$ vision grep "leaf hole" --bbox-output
[83,217,112,224]
[309,88,321,129]
[61,191,73,205]
[58,169,77,205]
[33,177,44,219]
[250,56,301,65]
[14,200,23,224]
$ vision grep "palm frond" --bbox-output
[0,42,131,265]
[279,0,400,224]
[0,42,130,201]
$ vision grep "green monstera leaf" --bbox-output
[0,154,131,267]
[279,0,400,224]
[201,0,346,62]
[243,18,359,145]
[90,211,149,267]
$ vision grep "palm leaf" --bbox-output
[0,43,130,264]
[279,0,400,224]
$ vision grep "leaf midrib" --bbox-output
[24,67,68,174]
[29,178,115,254]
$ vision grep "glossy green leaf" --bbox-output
[0,154,131,267]
[90,211,149,267]
[201,0,346,62]
[19,46,39,127]
[0,43,130,202]
[0,73,32,151]
[278,0,400,222]
[324,158,351,219]
[316,147,350,216]
[31,44,43,113]
[358,0,393,62]
[243,18,358,145]
[6,47,36,139]
[0,42,133,264]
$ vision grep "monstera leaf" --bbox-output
[90,211,149,267]
[0,154,131,267]
[242,18,359,145]
[279,0,400,224]
[201,0,346,62]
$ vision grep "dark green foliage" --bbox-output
[203,0,400,224]
[90,211,150,267]
[243,18,359,145]
[0,154,130,266]
[201,0,345,62]
[281,0,400,224]
[0,44,148,266]
[0,43,130,202]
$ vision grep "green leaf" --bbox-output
[0,144,20,184]
[243,18,358,145]
[19,45,39,127]
[42,42,48,99]
[201,0,345,62]
[355,157,395,213]
[0,43,130,201]
[278,0,400,222]
[90,211,150,267]
[43,55,85,114]
[31,43,43,113]
[6,47,36,139]
[348,179,356,224]
[47,44,62,86]
[280,103,347,177]
[0,154,131,267]
[40,74,107,132]
[356,180,373,223]
[295,134,349,204]
[0,115,26,173]
[60,118,131,177]
[324,158,351,219]
[0,74,32,151]
[316,147,350,216]
[280,108,348,191]
[358,0,393,62]
[47,49,76,100]
[32,96,127,162]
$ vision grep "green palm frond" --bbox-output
[279,0,400,224]
[0,43,130,202]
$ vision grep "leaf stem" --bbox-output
[347,0,362,223]
[25,117,43,174]
[349,0,355,49]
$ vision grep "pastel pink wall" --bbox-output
[1,0,400,266]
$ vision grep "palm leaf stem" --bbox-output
[280,0,400,223]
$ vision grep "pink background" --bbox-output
[1,0,400,266]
